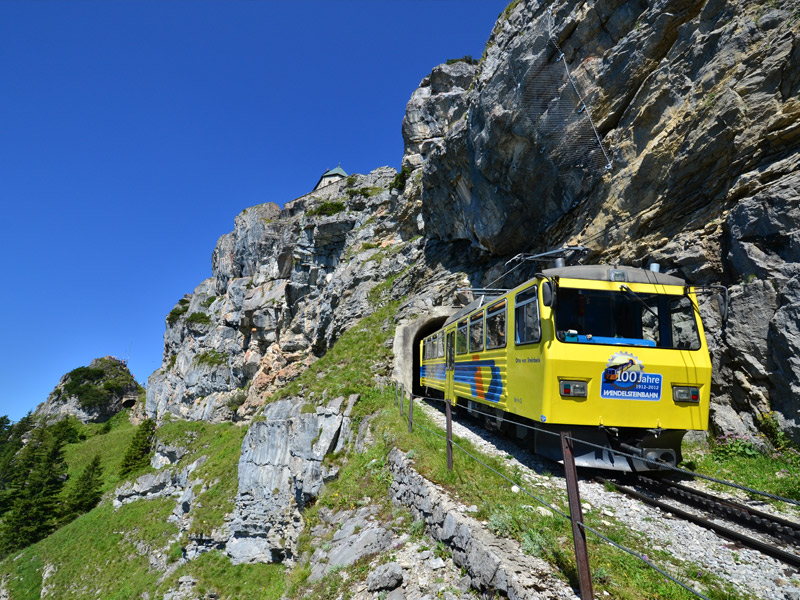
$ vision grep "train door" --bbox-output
[445,329,455,403]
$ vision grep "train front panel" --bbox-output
[533,276,712,431]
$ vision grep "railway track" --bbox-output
[596,474,800,569]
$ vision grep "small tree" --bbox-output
[119,419,156,477]
[0,426,67,555]
[64,454,103,519]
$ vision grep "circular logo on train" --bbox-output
[602,351,644,389]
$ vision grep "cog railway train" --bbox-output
[419,264,713,471]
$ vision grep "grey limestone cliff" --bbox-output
[146,167,423,423]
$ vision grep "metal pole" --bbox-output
[395,382,398,407]
[445,400,453,471]
[408,394,414,433]
[560,431,594,599]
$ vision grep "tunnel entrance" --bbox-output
[391,308,454,398]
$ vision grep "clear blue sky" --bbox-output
[0,0,507,421]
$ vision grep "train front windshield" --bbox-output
[554,287,701,350]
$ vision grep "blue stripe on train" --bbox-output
[420,363,446,382]
[453,360,503,403]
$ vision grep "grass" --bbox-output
[274,299,400,403]
[156,551,286,600]
[0,499,178,600]
[0,419,248,599]
[154,420,247,535]
[683,434,800,506]
[61,410,138,494]
[345,186,383,200]
[367,265,413,306]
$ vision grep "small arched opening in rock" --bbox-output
[121,397,137,409]
[392,309,454,398]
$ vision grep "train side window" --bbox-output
[486,300,507,349]
[456,320,468,355]
[436,332,445,358]
[670,296,701,350]
[515,285,541,345]
[469,311,484,352]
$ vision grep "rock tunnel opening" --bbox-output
[391,309,454,399]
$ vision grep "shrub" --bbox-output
[445,55,478,65]
[167,299,190,325]
[711,434,761,459]
[346,186,383,200]
[226,390,247,412]
[62,360,138,409]
[186,312,212,326]
[307,201,346,218]
[389,167,412,192]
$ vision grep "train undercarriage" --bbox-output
[456,398,686,472]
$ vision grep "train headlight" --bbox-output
[673,386,700,403]
[560,380,587,397]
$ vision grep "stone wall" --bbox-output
[388,448,577,600]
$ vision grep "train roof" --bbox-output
[438,265,687,330]
[542,265,686,286]
[443,294,500,327]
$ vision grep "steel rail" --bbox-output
[634,475,800,547]
[596,477,800,569]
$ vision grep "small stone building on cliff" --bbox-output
[313,165,348,191]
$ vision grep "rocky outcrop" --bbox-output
[401,61,477,172]
[36,356,142,424]
[307,505,395,581]
[225,394,359,565]
[146,167,424,423]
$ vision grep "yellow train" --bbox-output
[419,265,712,470]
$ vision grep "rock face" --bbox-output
[405,0,800,442]
[36,356,142,424]
[401,61,477,172]
[226,394,358,565]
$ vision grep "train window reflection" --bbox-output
[456,320,468,355]
[469,312,484,353]
[671,296,701,349]
[515,285,541,345]
[554,288,700,350]
[486,300,507,349]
